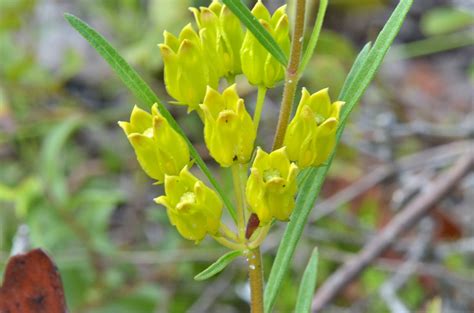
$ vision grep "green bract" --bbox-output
[246,147,298,224]
[159,24,218,111]
[284,88,344,168]
[200,84,256,167]
[118,104,190,183]
[155,166,223,242]
[240,1,290,87]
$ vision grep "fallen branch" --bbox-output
[311,140,471,222]
[311,152,473,312]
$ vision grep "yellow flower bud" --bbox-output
[246,147,298,224]
[155,166,223,242]
[190,1,243,77]
[200,84,256,167]
[220,4,244,75]
[240,2,290,87]
[118,104,190,183]
[190,3,226,78]
[284,88,344,168]
[159,24,218,111]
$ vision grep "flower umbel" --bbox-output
[200,84,256,167]
[155,166,223,242]
[118,104,190,183]
[246,147,298,224]
[159,24,218,111]
[284,88,344,168]
[240,1,290,87]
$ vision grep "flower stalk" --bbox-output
[272,0,306,150]
[253,85,267,130]
[231,163,247,240]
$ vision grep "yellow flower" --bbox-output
[118,104,190,183]
[200,85,256,167]
[155,166,223,242]
[240,1,290,87]
[159,24,218,111]
[284,88,344,168]
[246,147,298,224]
[219,3,244,75]
[190,0,243,77]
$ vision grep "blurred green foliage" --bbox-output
[420,6,474,36]
[1,0,471,312]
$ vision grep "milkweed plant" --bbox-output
[65,0,413,311]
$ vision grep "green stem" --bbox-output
[253,86,267,131]
[272,0,306,150]
[298,0,328,75]
[299,0,328,74]
[248,247,264,313]
[248,224,271,249]
[231,163,246,240]
[219,223,239,242]
[212,235,245,250]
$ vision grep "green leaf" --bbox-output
[421,6,474,36]
[392,31,474,60]
[194,250,243,281]
[299,0,328,74]
[264,1,413,312]
[222,0,288,66]
[64,13,237,223]
[338,42,372,100]
[294,248,319,313]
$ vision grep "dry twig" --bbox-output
[311,152,473,312]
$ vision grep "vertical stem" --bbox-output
[272,0,307,150]
[298,0,328,74]
[231,163,246,240]
[253,86,267,130]
[248,247,264,313]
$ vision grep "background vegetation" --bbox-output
[1,0,473,312]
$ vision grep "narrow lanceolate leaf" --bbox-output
[222,0,288,66]
[264,1,413,312]
[299,0,328,74]
[194,250,243,281]
[338,42,372,100]
[295,248,319,313]
[64,13,237,223]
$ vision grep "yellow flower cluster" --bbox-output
[285,88,344,168]
[119,0,343,244]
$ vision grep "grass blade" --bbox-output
[222,0,288,66]
[299,0,328,74]
[264,1,413,311]
[194,250,243,281]
[295,248,319,313]
[64,13,237,222]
